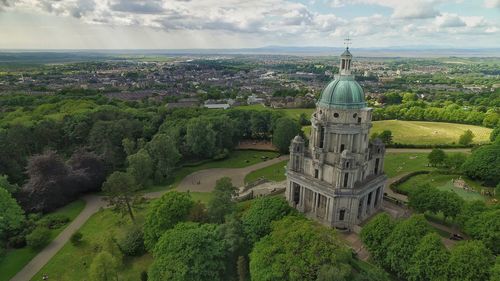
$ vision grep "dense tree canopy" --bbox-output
[272,117,301,154]
[143,191,194,250]
[462,144,500,186]
[149,222,227,281]
[0,187,25,240]
[447,240,494,281]
[407,233,449,281]
[207,177,237,223]
[384,215,430,279]
[360,213,395,263]
[249,216,352,281]
[242,196,293,244]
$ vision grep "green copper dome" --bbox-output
[317,75,366,109]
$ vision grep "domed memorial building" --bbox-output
[286,47,387,231]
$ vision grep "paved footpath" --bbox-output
[177,155,289,192]
[10,155,289,281]
[11,148,469,281]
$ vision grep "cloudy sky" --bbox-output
[0,0,499,49]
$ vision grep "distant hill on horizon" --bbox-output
[1,46,500,64]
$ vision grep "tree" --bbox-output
[490,125,500,142]
[118,226,145,256]
[444,153,467,172]
[402,93,418,103]
[428,149,446,167]
[463,208,500,255]
[378,130,393,145]
[26,227,51,250]
[491,257,500,281]
[218,214,247,279]
[143,191,194,250]
[458,129,475,146]
[408,184,439,213]
[89,251,120,281]
[102,171,139,222]
[437,191,463,220]
[18,150,74,213]
[0,175,19,194]
[447,240,494,281]
[148,222,227,281]
[299,113,311,126]
[360,213,395,264]
[407,233,449,281]
[249,216,352,281]
[207,177,237,223]
[186,118,216,158]
[384,215,430,279]
[0,187,25,240]
[127,149,153,187]
[147,134,181,183]
[462,144,500,186]
[68,149,106,193]
[490,126,500,142]
[242,196,293,244]
[272,117,301,154]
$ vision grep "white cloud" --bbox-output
[484,0,500,8]
[435,13,465,28]
[1,0,499,48]
[330,0,440,19]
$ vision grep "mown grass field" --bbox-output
[304,120,491,146]
[383,152,434,178]
[371,120,492,145]
[244,160,288,184]
[0,200,86,281]
[398,173,487,201]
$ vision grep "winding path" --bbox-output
[177,155,288,192]
[10,155,289,281]
[10,149,471,281]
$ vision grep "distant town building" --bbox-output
[286,47,387,231]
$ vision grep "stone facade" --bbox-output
[285,48,387,231]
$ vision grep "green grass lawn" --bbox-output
[145,150,279,192]
[31,203,152,281]
[31,189,215,281]
[398,173,487,201]
[244,160,288,184]
[383,152,434,178]
[372,120,491,145]
[0,200,86,281]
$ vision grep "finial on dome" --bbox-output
[344,36,352,50]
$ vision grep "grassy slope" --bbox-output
[383,152,434,178]
[372,120,491,145]
[244,160,288,184]
[0,200,86,281]
[31,192,215,281]
[398,173,487,201]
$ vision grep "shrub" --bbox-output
[119,227,145,256]
[140,271,148,281]
[7,234,26,248]
[70,231,83,246]
[26,227,51,250]
[38,214,70,229]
